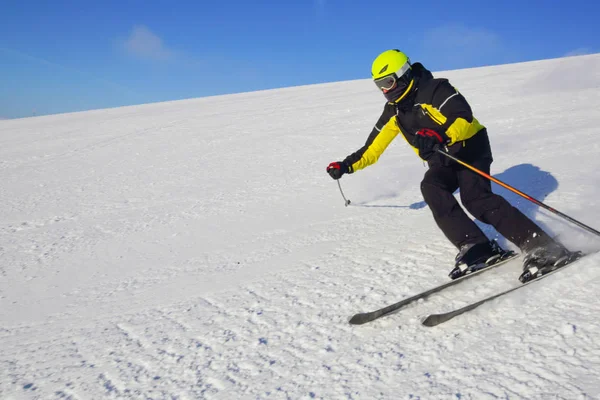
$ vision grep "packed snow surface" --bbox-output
[2,54,600,399]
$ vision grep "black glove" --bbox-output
[414,129,445,160]
[326,161,350,180]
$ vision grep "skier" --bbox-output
[326,49,576,281]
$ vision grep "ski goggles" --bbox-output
[373,62,412,93]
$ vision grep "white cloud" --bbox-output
[121,25,175,61]
[421,24,506,69]
[425,25,500,48]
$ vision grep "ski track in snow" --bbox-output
[2,54,600,399]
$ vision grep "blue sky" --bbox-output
[1,0,599,119]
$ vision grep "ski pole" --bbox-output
[337,180,351,207]
[436,148,600,238]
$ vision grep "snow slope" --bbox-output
[2,54,600,399]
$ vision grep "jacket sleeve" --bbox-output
[343,104,399,172]
[422,80,485,145]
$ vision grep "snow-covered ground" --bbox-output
[2,54,600,399]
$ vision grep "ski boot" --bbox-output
[519,243,583,283]
[449,241,515,280]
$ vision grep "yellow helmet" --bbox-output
[371,49,414,103]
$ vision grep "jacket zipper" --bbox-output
[423,108,444,125]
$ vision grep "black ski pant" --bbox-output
[420,132,552,252]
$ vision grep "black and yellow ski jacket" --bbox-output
[343,63,486,172]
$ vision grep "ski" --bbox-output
[421,254,588,327]
[348,253,519,325]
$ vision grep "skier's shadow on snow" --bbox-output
[475,163,558,245]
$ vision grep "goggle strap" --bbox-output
[374,61,411,84]
[396,61,411,77]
